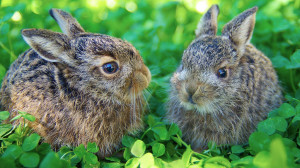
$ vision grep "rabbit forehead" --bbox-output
[183,36,238,69]
[177,68,217,84]
[73,34,141,62]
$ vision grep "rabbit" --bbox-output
[0,8,151,157]
[166,5,282,151]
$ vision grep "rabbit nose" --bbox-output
[188,94,196,104]
[186,87,196,104]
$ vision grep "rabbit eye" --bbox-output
[217,68,227,78]
[103,62,119,74]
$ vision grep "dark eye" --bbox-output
[103,62,119,74]
[217,68,227,78]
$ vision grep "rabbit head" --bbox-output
[21,9,151,104]
[170,5,258,115]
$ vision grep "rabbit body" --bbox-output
[167,5,282,151]
[0,9,151,157]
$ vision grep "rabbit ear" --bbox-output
[22,29,71,63]
[222,7,258,50]
[49,8,85,38]
[195,5,219,38]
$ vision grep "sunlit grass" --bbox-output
[125,1,137,13]
[196,0,209,13]
[106,0,117,9]
[11,11,22,22]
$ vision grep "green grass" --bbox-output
[0,0,300,167]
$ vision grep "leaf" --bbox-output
[271,18,290,33]
[74,144,86,159]
[125,158,140,168]
[207,141,221,155]
[70,156,81,167]
[0,64,6,81]
[282,137,295,149]
[19,152,40,167]
[57,146,71,157]
[22,133,41,151]
[152,143,165,157]
[292,147,300,159]
[23,113,36,122]
[166,142,176,156]
[205,157,231,168]
[84,152,99,165]
[1,23,9,35]
[102,162,122,168]
[272,117,288,132]
[182,145,193,167]
[37,143,51,156]
[292,114,300,123]
[0,111,10,120]
[231,145,245,154]
[105,156,120,162]
[131,140,146,157]
[122,135,136,148]
[2,145,23,160]
[40,152,67,168]
[0,158,16,168]
[140,153,155,168]
[296,104,300,114]
[253,151,270,167]
[147,115,156,127]
[87,142,99,153]
[278,103,296,118]
[162,159,185,168]
[123,147,131,161]
[7,133,21,143]
[171,136,182,146]
[268,109,279,117]
[154,158,165,167]
[249,132,271,153]
[271,55,290,68]
[298,133,300,146]
[286,50,300,69]
[269,138,289,168]
[152,125,169,140]
[168,123,181,136]
[10,114,22,122]
[257,118,276,135]
[292,50,300,62]
[2,13,14,22]
[231,156,253,167]
[190,156,201,164]
[13,124,23,135]
[0,124,12,137]
[229,154,240,161]
[296,89,300,100]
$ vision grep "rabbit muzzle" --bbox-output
[129,64,151,95]
[177,81,216,110]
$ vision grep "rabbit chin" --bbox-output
[180,101,215,115]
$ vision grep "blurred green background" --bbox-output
[0,0,300,117]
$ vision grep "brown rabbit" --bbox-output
[166,5,282,151]
[0,9,151,157]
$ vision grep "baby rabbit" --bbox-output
[167,5,282,151]
[0,9,151,157]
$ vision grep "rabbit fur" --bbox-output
[0,9,151,157]
[167,5,282,151]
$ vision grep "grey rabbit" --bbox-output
[0,9,151,157]
[166,5,282,151]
